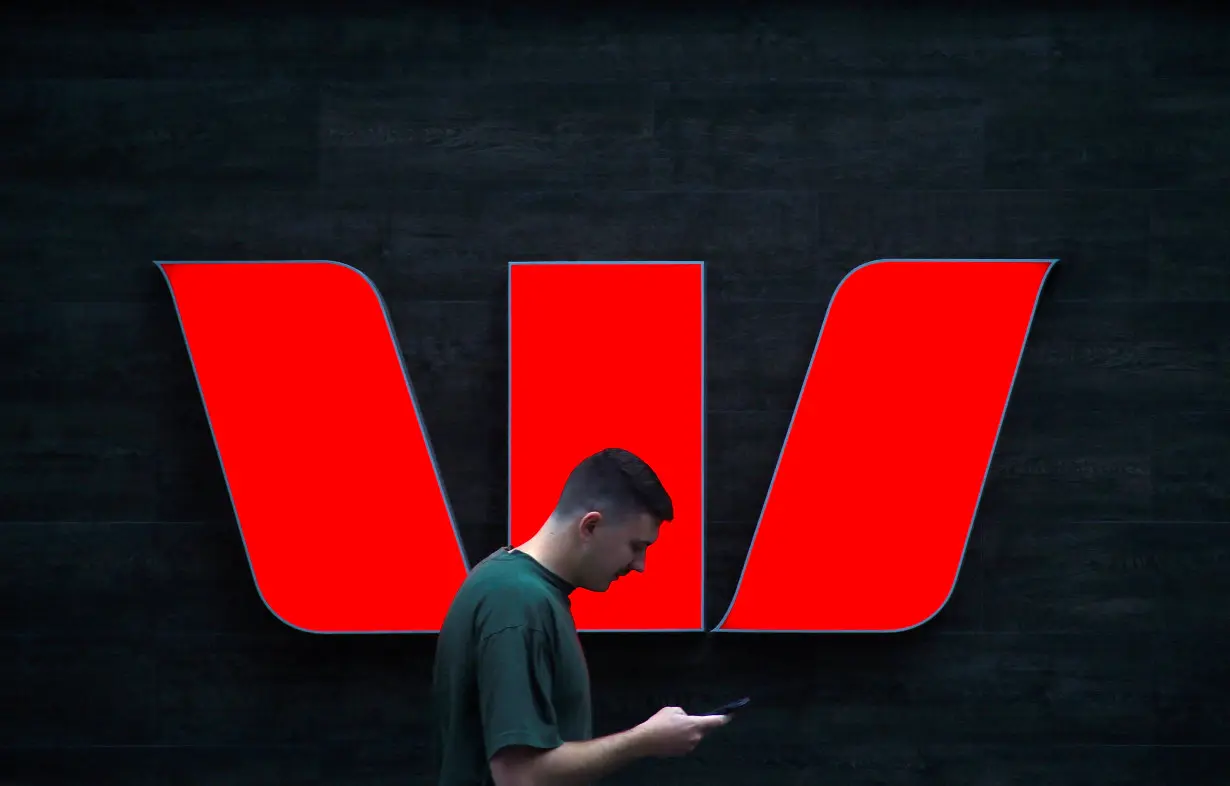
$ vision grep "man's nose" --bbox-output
[631,556,646,573]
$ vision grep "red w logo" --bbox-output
[157,258,1054,635]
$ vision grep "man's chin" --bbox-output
[581,574,623,592]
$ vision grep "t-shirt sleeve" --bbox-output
[476,624,563,760]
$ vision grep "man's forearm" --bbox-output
[525,726,650,786]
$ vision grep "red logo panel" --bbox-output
[158,258,1055,634]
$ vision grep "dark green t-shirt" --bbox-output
[432,547,594,786]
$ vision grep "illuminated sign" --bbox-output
[158,258,1055,634]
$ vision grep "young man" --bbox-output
[431,448,730,786]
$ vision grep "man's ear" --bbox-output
[578,511,602,540]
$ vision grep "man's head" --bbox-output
[548,448,674,592]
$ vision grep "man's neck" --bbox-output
[514,526,579,586]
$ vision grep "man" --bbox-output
[431,448,730,786]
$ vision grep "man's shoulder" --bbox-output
[466,549,563,594]
[463,549,544,593]
[447,550,562,634]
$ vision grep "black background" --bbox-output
[3,4,1228,784]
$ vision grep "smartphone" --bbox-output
[701,697,750,716]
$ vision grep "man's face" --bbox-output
[577,510,660,592]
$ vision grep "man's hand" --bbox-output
[631,706,731,757]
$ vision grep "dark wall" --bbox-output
[3,5,1228,784]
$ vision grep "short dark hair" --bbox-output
[552,448,674,525]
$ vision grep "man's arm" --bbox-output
[475,623,730,785]
[489,726,649,786]
[489,707,730,786]
[476,624,651,786]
